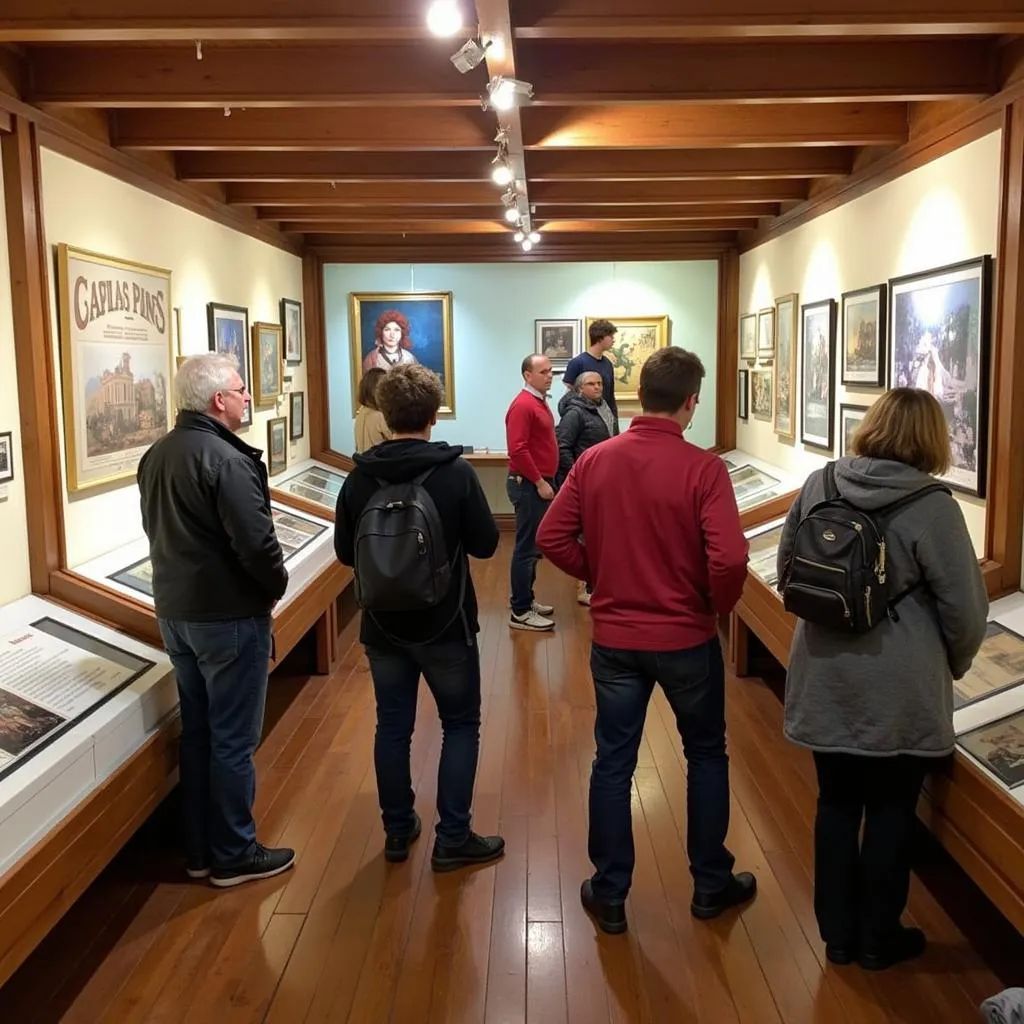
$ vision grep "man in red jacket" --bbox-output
[505,354,558,631]
[537,346,752,934]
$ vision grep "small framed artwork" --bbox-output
[267,416,288,476]
[737,369,749,421]
[841,284,886,387]
[739,313,757,362]
[535,319,580,370]
[0,431,13,484]
[800,298,837,451]
[281,297,303,364]
[207,302,251,428]
[290,390,305,441]
[773,293,798,441]
[751,368,773,421]
[757,307,776,360]
[958,708,1024,789]
[838,403,869,459]
[251,322,284,406]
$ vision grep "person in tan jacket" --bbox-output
[354,367,392,452]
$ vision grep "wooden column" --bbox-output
[302,251,331,457]
[716,249,739,450]
[2,115,64,592]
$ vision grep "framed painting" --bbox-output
[57,244,173,493]
[207,302,251,428]
[267,416,288,476]
[953,621,1024,711]
[888,256,992,497]
[757,307,776,360]
[839,403,869,459]
[841,284,886,387]
[584,315,669,404]
[739,313,757,362]
[737,368,749,421]
[281,297,303,364]
[958,708,1024,789]
[0,431,12,484]
[800,299,837,451]
[751,368,773,421]
[773,293,798,441]
[252,321,284,406]
[534,318,579,370]
[290,390,305,441]
[349,292,454,416]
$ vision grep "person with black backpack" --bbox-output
[777,387,987,972]
[335,364,504,872]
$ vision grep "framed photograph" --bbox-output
[273,465,347,516]
[252,321,284,406]
[584,315,670,403]
[839,403,869,459]
[56,244,172,493]
[958,708,1024,789]
[290,391,305,441]
[350,292,454,416]
[534,318,579,370]
[888,256,993,497]
[800,299,837,451]
[739,313,757,361]
[841,284,886,387]
[281,297,303,364]
[757,307,776,360]
[108,555,154,598]
[751,368,773,421]
[267,416,288,476]
[207,302,251,428]
[954,622,1024,711]
[272,505,328,560]
[773,293,798,441]
[0,431,13,484]
[737,368,749,421]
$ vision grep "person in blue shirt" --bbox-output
[559,319,620,432]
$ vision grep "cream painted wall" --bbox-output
[39,150,307,568]
[738,130,1002,555]
[0,158,33,606]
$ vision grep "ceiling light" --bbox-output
[528,231,540,244]
[491,162,513,186]
[514,230,524,242]
[427,1,462,37]
[505,207,520,224]
[487,77,534,112]
[450,37,489,73]
[522,239,534,252]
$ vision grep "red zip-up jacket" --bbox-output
[536,416,749,651]
[505,388,558,484]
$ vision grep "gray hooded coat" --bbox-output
[777,457,988,758]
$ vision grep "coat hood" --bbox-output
[831,456,945,510]
[352,438,463,482]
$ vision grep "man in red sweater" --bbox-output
[537,346,752,934]
[505,354,559,631]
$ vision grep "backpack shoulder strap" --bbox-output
[822,461,839,501]
[875,482,951,524]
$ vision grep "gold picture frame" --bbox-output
[267,415,288,476]
[349,292,455,416]
[773,292,799,441]
[584,315,670,404]
[56,243,173,494]
[251,321,284,406]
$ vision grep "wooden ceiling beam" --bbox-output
[530,178,806,204]
[227,181,503,206]
[276,217,758,234]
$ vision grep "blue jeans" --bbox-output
[588,637,735,902]
[366,639,481,847]
[507,474,551,614]
[158,616,272,868]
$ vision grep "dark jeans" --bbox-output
[813,751,929,950]
[588,637,734,903]
[507,474,551,614]
[158,616,272,868]
[366,638,482,847]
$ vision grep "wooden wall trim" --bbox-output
[317,448,355,473]
[303,253,330,456]
[716,250,739,450]
[309,242,734,264]
[0,109,10,133]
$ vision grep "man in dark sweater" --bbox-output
[335,364,504,873]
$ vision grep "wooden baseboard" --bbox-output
[495,514,515,532]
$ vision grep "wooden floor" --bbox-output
[0,538,1015,1023]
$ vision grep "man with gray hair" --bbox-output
[137,353,294,888]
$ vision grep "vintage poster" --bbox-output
[953,622,1024,710]
[272,507,328,559]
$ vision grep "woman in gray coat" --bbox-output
[777,387,987,972]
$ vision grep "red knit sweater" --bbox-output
[505,389,558,484]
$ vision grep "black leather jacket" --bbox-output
[137,410,288,620]
[556,394,613,483]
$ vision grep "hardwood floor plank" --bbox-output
[527,921,569,1024]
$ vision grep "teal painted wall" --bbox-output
[324,260,719,454]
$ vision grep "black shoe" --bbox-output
[580,880,627,935]
[384,811,422,864]
[431,832,505,873]
[210,843,295,888]
[859,927,926,971]
[825,944,857,966]
[690,872,757,919]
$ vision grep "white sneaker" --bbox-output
[510,610,555,631]
[532,600,555,616]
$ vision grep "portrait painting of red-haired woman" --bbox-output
[348,291,455,414]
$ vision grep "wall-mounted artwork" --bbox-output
[841,284,886,387]
[584,315,669,404]
[839,403,868,459]
[800,299,837,451]
[281,297,303,364]
[0,431,13,484]
[349,292,454,416]
[290,391,305,441]
[739,313,757,362]
[252,322,284,406]
[888,257,992,497]
[751,368,773,421]
[57,244,172,493]
[737,369,749,421]
[757,307,775,360]
[773,293,798,441]
[267,416,288,476]
[207,302,251,428]
[534,319,580,371]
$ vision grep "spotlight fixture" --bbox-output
[426,0,462,37]
[504,207,521,224]
[522,239,534,252]
[528,231,541,244]
[487,76,534,112]
[450,36,490,73]
[494,127,510,147]
[514,230,525,243]
[195,40,203,61]
[491,161,513,187]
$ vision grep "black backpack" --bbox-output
[779,462,949,632]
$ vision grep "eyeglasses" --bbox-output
[221,386,248,396]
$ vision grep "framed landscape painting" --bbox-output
[350,292,454,415]
[839,403,868,459]
[739,313,757,362]
[585,315,669,404]
[841,284,886,387]
[207,302,251,428]
[535,319,579,370]
[252,322,284,406]
[800,299,837,451]
[773,293,798,441]
[888,256,992,497]
[281,297,303,364]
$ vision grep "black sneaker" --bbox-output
[859,927,926,971]
[384,811,422,863]
[210,843,296,888]
[690,871,757,919]
[430,832,505,873]
[825,944,857,966]
[580,879,627,935]
[185,860,210,880]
